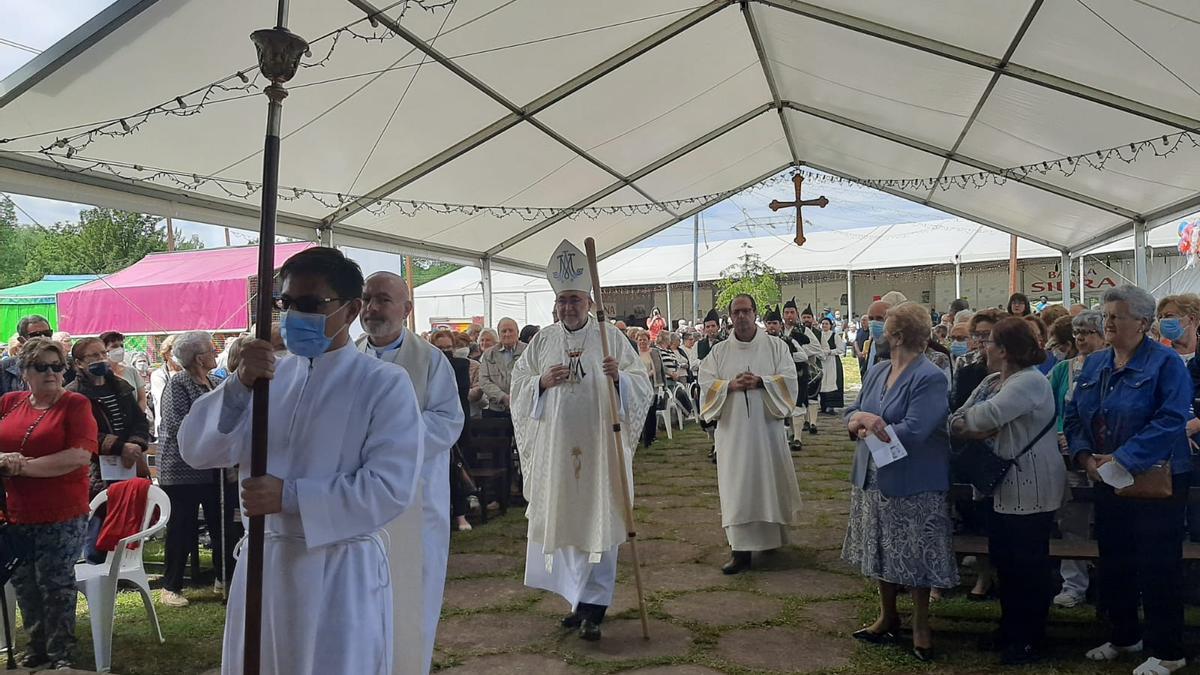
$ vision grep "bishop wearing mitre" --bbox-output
[511,240,654,642]
[699,293,803,575]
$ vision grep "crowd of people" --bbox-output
[845,286,1200,674]
[3,236,1198,674]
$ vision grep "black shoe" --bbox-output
[16,651,49,669]
[561,611,582,629]
[809,425,818,435]
[802,422,812,431]
[912,646,935,662]
[722,550,752,575]
[789,440,802,452]
[579,619,602,641]
[1000,643,1039,666]
[967,590,991,602]
[851,627,899,645]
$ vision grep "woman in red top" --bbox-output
[0,338,98,670]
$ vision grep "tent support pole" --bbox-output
[1134,222,1149,288]
[1080,257,1086,307]
[245,7,307,675]
[1008,235,1018,295]
[481,257,494,328]
[845,270,853,322]
[665,282,671,329]
[692,213,700,323]
[405,255,415,331]
[1060,251,1072,305]
[954,255,962,300]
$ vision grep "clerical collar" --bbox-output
[369,330,405,356]
[564,317,591,334]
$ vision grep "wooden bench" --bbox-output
[950,483,1200,561]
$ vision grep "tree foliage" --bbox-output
[713,243,782,314]
[404,257,460,287]
[1,207,203,286]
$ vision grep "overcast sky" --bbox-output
[0,1,944,256]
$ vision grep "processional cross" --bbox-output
[768,173,828,247]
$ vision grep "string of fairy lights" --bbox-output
[0,0,1195,221]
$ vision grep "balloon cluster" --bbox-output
[1178,220,1200,268]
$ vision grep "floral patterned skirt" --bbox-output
[841,469,960,589]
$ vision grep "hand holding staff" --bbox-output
[583,237,651,641]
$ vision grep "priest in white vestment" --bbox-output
[358,271,464,675]
[699,294,803,575]
[179,247,425,675]
[511,240,653,642]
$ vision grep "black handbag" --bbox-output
[953,416,1055,497]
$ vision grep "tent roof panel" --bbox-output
[762,4,995,150]
[804,0,1035,57]
[957,78,1193,214]
[1011,0,1200,119]
[783,110,949,179]
[536,7,771,176]
[501,187,673,264]
[432,0,703,105]
[3,0,1200,266]
[71,242,313,292]
[0,275,101,303]
[635,113,789,200]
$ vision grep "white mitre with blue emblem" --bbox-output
[546,239,593,296]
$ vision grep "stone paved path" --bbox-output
[436,379,1161,673]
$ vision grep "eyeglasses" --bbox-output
[272,295,350,313]
[25,330,53,339]
[1072,329,1098,337]
[970,332,992,341]
[29,362,66,373]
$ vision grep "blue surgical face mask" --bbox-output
[869,320,885,339]
[1159,317,1185,342]
[87,361,111,378]
[280,305,347,358]
[950,340,970,357]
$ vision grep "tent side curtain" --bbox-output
[55,243,313,335]
[0,302,57,341]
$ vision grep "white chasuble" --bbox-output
[699,329,804,551]
[178,345,426,675]
[357,331,463,675]
[511,317,653,607]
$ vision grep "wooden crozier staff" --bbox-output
[583,237,651,640]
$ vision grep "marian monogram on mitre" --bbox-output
[546,239,594,296]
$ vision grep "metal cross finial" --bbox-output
[768,173,829,247]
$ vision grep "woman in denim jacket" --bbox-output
[1064,285,1193,675]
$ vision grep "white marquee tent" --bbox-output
[2,0,1199,320]
[415,217,1185,326]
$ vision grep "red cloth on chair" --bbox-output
[96,478,152,552]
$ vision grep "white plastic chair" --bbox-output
[665,382,687,430]
[655,387,674,439]
[75,484,171,673]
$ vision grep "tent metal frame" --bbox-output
[2,0,1198,281]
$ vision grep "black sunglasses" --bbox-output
[30,362,66,373]
[25,330,53,339]
[271,295,351,314]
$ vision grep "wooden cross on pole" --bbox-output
[768,173,828,247]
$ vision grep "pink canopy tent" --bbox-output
[57,243,314,335]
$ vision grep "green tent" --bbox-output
[0,275,100,340]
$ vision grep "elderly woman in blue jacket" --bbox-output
[1065,285,1192,675]
[842,302,956,663]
